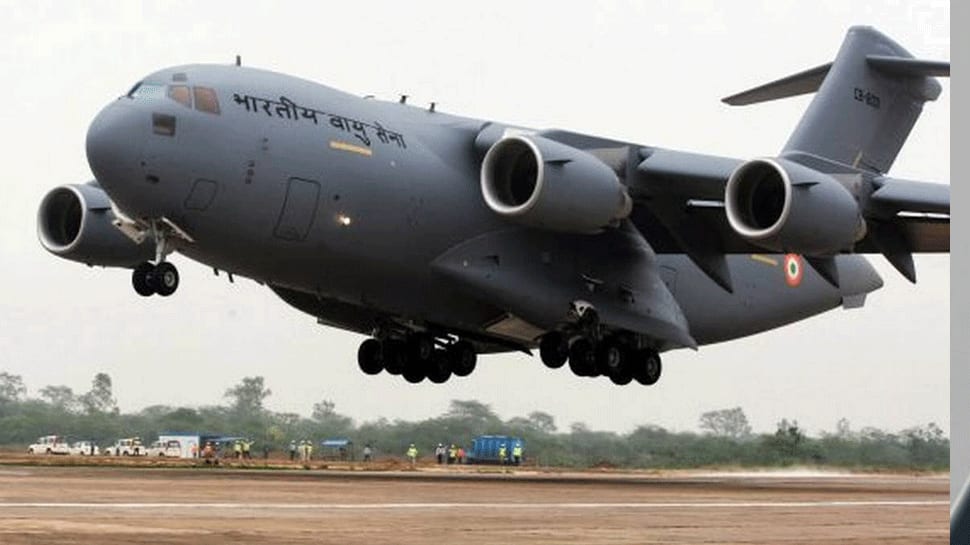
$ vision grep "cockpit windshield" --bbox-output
[126,81,221,115]
[127,82,166,99]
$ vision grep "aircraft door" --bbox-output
[274,177,321,241]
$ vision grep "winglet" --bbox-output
[721,63,831,106]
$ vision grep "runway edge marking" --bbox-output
[0,500,949,510]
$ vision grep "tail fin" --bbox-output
[723,26,948,174]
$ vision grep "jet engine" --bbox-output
[724,158,865,255]
[37,183,154,267]
[481,135,632,233]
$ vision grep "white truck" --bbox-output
[145,439,182,457]
[27,435,71,455]
[69,441,100,456]
[104,437,146,456]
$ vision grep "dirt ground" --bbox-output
[0,459,949,544]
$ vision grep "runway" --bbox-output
[0,465,948,544]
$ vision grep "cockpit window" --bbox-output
[193,87,220,115]
[129,82,165,99]
[167,85,192,108]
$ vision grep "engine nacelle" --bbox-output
[724,158,865,255]
[37,183,154,267]
[481,135,632,233]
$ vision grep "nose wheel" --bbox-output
[131,261,180,297]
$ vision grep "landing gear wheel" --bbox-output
[633,349,662,386]
[357,339,384,375]
[596,340,624,376]
[382,340,406,375]
[568,338,596,377]
[426,350,452,384]
[449,341,477,377]
[609,367,634,385]
[152,262,179,297]
[408,333,434,363]
[132,262,156,296]
[539,332,568,369]
[402,362,426,384]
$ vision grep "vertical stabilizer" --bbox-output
[782,26,942,173]
[723,26,947,174]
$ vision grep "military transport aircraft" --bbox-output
[37,27,948,386]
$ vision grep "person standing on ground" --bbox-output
[289,440,297,461]
[435,443,445,464]
[406,443,418,468]
[512,443,523,466]
[457,446,465,464]
[233,440,242,459]
[363,444,373,463]
[242,439,251,460]
[498,443,507,465]
[448,444,457,465]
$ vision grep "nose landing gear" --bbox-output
[131,261,180,297]
[128,218,190,297]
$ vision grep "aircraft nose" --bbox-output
[86,102,144,195]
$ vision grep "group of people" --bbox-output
[232,439,255,459]
[498,442,524,466]
[433,443,466,464]
[288,440,314,462]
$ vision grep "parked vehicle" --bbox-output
[27,435,71,455]
[104,437,146,456]
[146,439,182,457]
[465,435,524,465]
[69,441,100,456]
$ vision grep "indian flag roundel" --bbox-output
[784,254,803,287]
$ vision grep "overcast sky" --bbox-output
[0,1,949,435]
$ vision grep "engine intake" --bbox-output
[38,183,154,267]
[725,158,865,255]
[481,135,631,233]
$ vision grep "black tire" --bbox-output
[357,339,384,375]
[449,341,477,377]
[426,351,452,384]
[609,368,634,385]
[596,340,623,376]
[408,333,434,363]
[382,340,406,375]
[402,363,426,384]
[568,338,595,377]
[132,262,155,296]
[539,332,568,369]
[152,262,179,297]
[633,349,662,386]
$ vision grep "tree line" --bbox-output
[0,371,948,470]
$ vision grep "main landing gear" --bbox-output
[357,334,477,384]
[539,330,662,386]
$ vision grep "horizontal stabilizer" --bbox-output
[866,55,950,78]
[870,178,950,216]
[721,63,831,106]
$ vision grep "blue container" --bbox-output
[467,435,524,465]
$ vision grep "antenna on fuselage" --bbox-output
[235,55,241,67]
[429,102,436,112]
[399,94,408,104]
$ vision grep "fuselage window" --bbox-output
[193,87,220,115]
[167,85,192,108]
[152,113,176,137]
